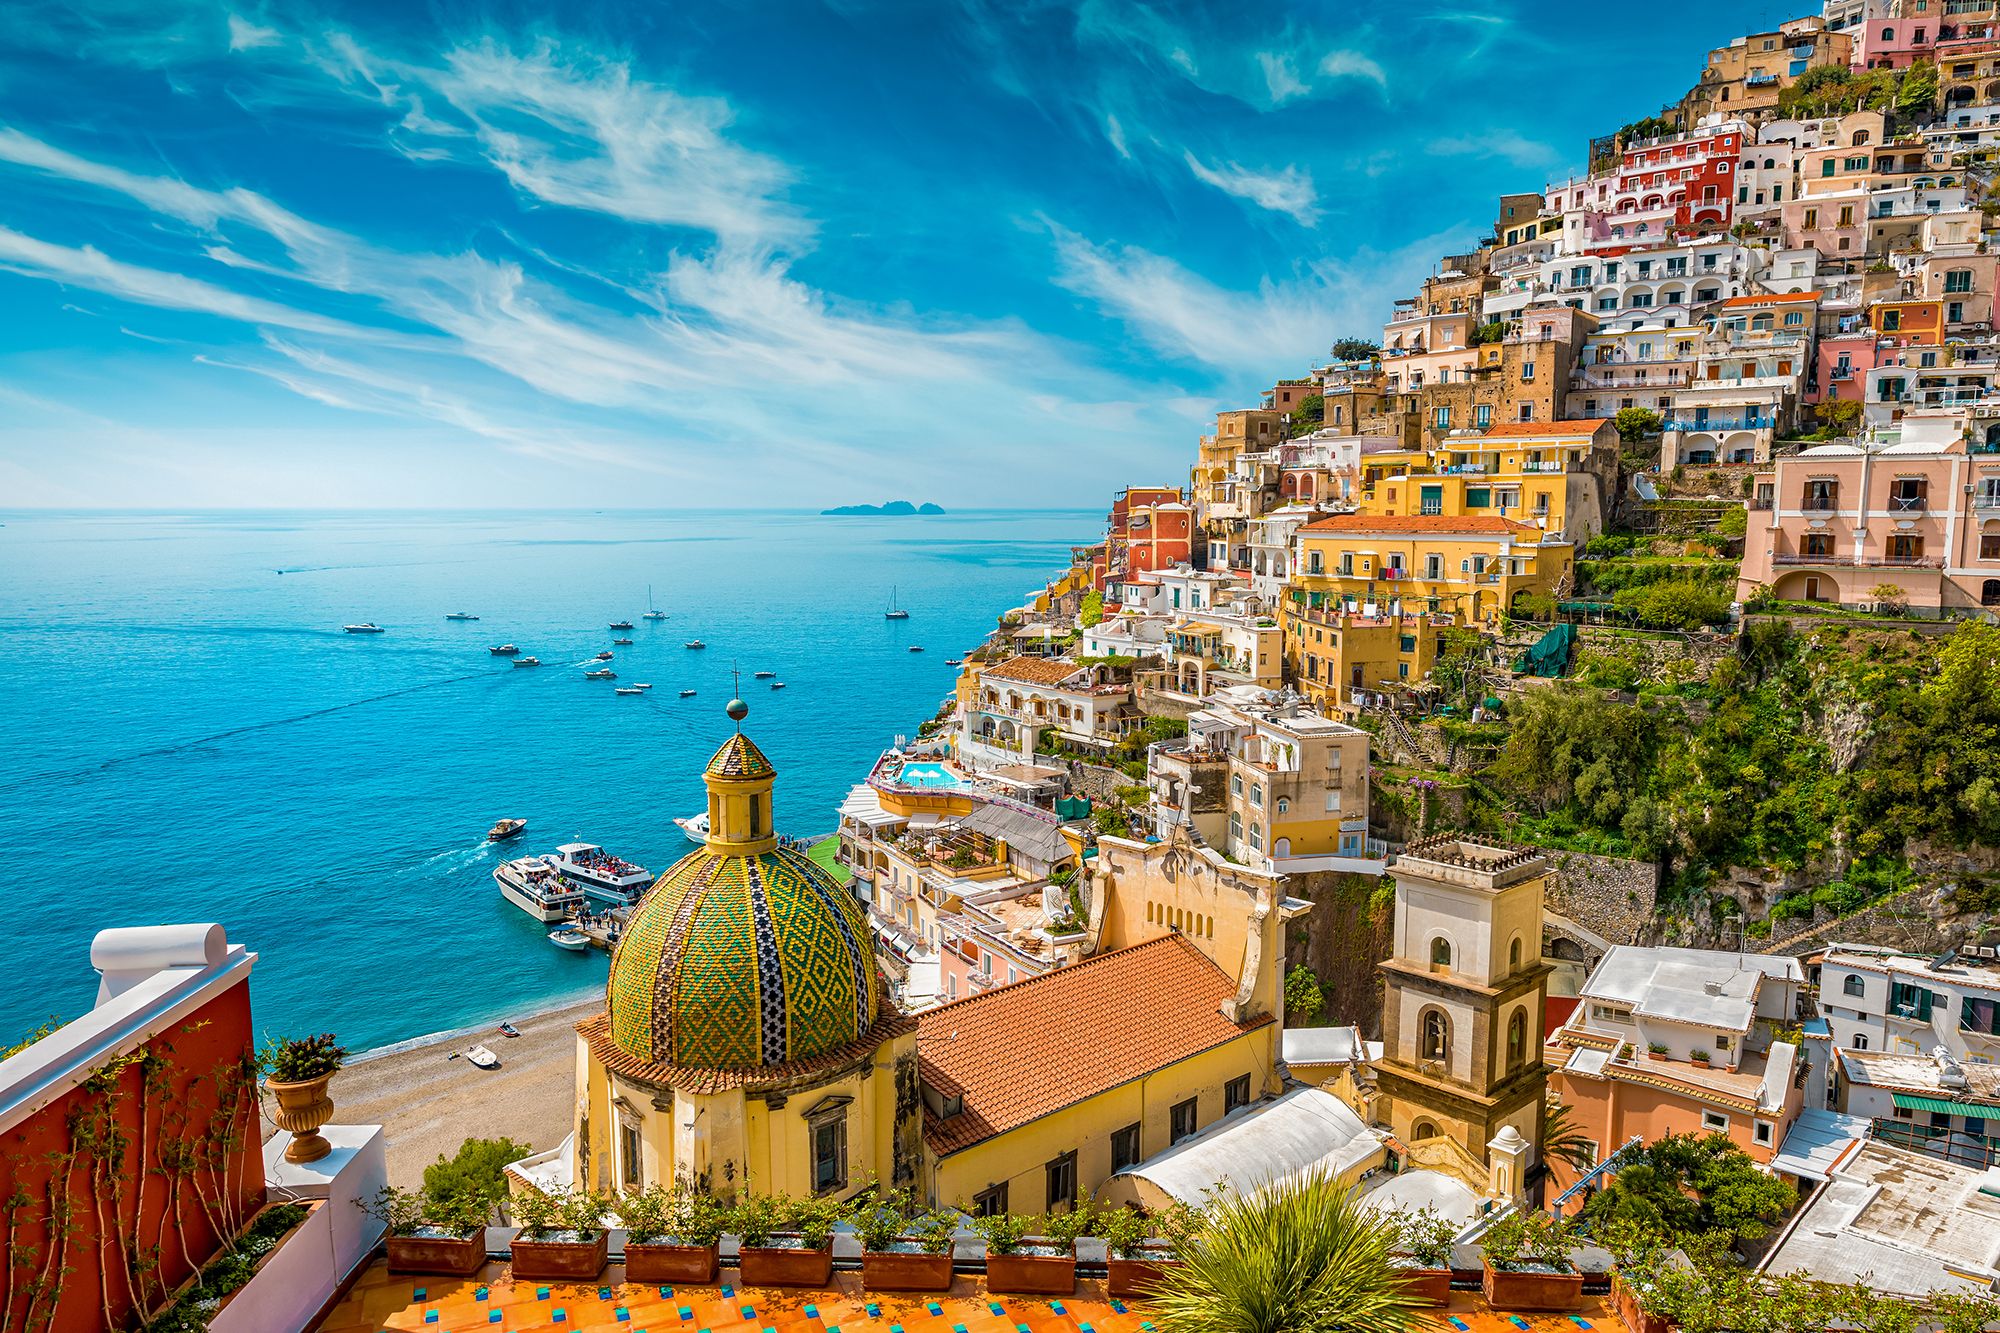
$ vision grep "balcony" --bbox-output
[1665,416,1776,433]
[1889,495,1929,512]
[1863,554,1942,568]
[1801,497,1840,511]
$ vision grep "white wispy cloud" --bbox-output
[1104,113,1130,159]
[1255,52,1308,106]
[1318,49,1388,90]
[1429,129,1557,168]
[1183,153,1319,226]
[226,14,279,51]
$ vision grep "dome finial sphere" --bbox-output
[725,698,749,722]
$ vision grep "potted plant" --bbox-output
[1388,1208,1456,1307]
[509,1188,610,1281]
[978,1205,1080,1295]
[1689,1048,1712,1065]
[261,1033,347,1165]
[1100,1203,1186,1298]
[1479,1210,1584,1312]
[1647,1042,1669,1060]
[362,1185,489,1276]
[857,1189,957,1292]
[735,1193,845,1287]
[619,1184,724,1284]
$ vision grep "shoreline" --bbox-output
[347,985,608,1065]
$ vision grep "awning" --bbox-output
[1892,1093,2000,1120]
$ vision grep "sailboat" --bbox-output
[643,585,667,621]
[884,586,910,620]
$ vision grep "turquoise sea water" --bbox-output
[0,509,1088,1051]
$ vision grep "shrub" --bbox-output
[260,1033,347,1082]
[423,1137,531,1222]
[785,1193,851,1250]
[1043,1198,1099,1248]
[1392,1209,1456,1269]
[557,1188,609,1237]
[971,1210,1035,1255]
[512,1188,562,1240]
[731,1193,787,1248]
[1284,966,1325,1021]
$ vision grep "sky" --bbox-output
[0,0,1800,508]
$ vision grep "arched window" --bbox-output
[1249,823,1263,852]
[1843,974,1865,997]
[1430,936,1452,971]
[1984,578,2000,607]
[1854,1033,1869,1050]
[1275,797,1290,814]
[1410,1118,1441,1141]
[1422,1009,1451,1064]
[1508,935,1523,973]
[1507,1009,1527,1070]
[1229,812,1242,842]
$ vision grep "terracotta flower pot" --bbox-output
[737,1241,834,1287]
[1107,1250,1180,1298]
[862,1247,955,1292]
[510,1232,609,1281]
[387,1232,486,1276]
[624,1241,718,1285]
[265,1073,335,1164]
[1482,1259,1585,1312]
[985,1245,1075,1295]
[1392,1265,1452,1308]
[1614,1274,1681,1333]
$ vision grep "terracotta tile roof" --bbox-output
[916,934,1269,1156]
[1475,418,1613,439]
[1298,514,1544,537]
[1719,291,1819,307]
[979,655,1085,686]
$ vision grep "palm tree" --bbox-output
[1149,1168,1421,1333]
[1541,1097,1598,1179]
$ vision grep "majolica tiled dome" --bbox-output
[606,730,879,1071]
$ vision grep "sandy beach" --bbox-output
[307,996,601,1187]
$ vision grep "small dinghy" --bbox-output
[548,928,591,952]
[679,688,697,697]
[466,1045,501,1070]
[499,1022,521,1039]
[614,686,644,695]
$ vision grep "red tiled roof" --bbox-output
[1719,291,1819,307]
[916,934,1269,1156]
[980,655,1086,686]
[1299,514,1544,536]
[1476,418,1612,438]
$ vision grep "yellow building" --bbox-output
[1286,607,1455,710]
[1287,513,1572,636]
[1359,419,1620,543]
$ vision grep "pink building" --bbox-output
[1815,330,1893,404]
[1739,409,2000,611]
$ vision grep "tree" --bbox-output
[1898,59,1939,115]
[1540,1097,1598,1178]
[424,1137,533,1222]
[1284,966,1326,1023]
[1815,398,1860,436]
[1151,1167,1421,1333]
[1578,1132,1793,1249]
[1489,686,1657,825]
[1613,406,1664,443]
[1080,590,1105,627]
[1291,393,1324,430]
[1331,337,1380,362]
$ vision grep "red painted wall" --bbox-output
[0,983,265,1332]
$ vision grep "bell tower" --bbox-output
[703,694,779,856]
[1374,837,1549,1171]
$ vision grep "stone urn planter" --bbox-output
[985,1243,1076,1295]
[862,1244,956,1292]
[1391,1262,1452,1308]
[510,1232,609,1281]
[1106,1247,1181,1298]
[387,1230,486,1276]
[1482,1259,1585,1312]
[265,1074,336,1164]
[623,1241,718,1285]
[736,1238,834,1287]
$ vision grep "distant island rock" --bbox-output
[821,501,946,516]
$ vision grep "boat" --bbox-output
[445,612,479,621]
[633,683,653,690]
[685,639,705,650]
[612,637,633,645]
[770,681,786,689]
[466,1045,501,1069]
[494,855,586,923]
[594,651,614,661]
[908,645,925,653]
[548,929,592,953]
[673,812,710,844]
[343,623,385,634]
[609,620,634,631]
[615,686,644,695]
[512,656,541,668]
[584,668,615,680]
[498,1022,520,1039]
[643,586,667,621]
[945,658,963,666]
[885,587,910,620]
[489,644,519,656]
[753,670,776,679]
[487,817,528,841]
[679,689,697,697]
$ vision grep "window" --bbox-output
[1111,1122,1142,1173]
[1431,936,1452,970]
[1880,308,1902,331]
[1947,268,1974,293]
[1433,406,1451,428]
[1225,1074,1252,1114]
[811,1113,848,1195]
[973,1184,1009,1217]
[1754,1120,1774,1147]
[1854,1032,1869,1050]
[620,1121,643,1187]
[1474,404,1492,428]
[1716,1034,1731,1050]
[1702,1110,1730,1133]
[1422,1009,1451,1063]
[1507,1009,1528,1070]
[1843,974,1866,997]
[1509,936,1523,972]
[1230,774,1242,796]
[1046,1151,1078,1211]
[1170,1097,1199,1144]
[1250,783,1263,808]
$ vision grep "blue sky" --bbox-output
[0,0,1795,508]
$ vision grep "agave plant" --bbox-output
[1149,1168,1420,1333]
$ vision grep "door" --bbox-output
[1804,576,1821,602]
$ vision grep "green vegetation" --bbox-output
[1290,393,1324,429]
[423,1137,532,1223]
[258,1032,347,1083]
[1613,406,1662,442]
[144,1204,310,1332]
[1331,337,1380,362]
[1079,590,1105,627]
[1580,1134,1793,1252]
[1778,60,1936,119]
[1283,966,1325,1022]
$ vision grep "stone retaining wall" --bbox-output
[1542,849,1661,948]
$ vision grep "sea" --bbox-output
[0,509,1091,1053]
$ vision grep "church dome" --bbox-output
[605,721,881,1072]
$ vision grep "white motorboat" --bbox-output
[753,670,776,679]
[684,639,705,650]
[673,812,709,844]
[643,586,666,621]
[547,929,591,953]
[907,645,924,653]
[445,612,479,621]
[615,686,644,695]
[585,668,615,680]
[343,623,385,633]
[679,688,697,697]
[770,681,786,689]
[512,656,541,667]
[594,651,614,661]
[633,683,653,690]
[612,637,633,645]
[466,1044,501,1069]
[489,644,519,655]
[487,817,528,841]
[551,843,651,906]
[494,855,585,923]
[609,619,634,631]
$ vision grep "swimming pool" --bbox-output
[896,761,966,789]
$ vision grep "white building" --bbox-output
[1817,945,2000,1061]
